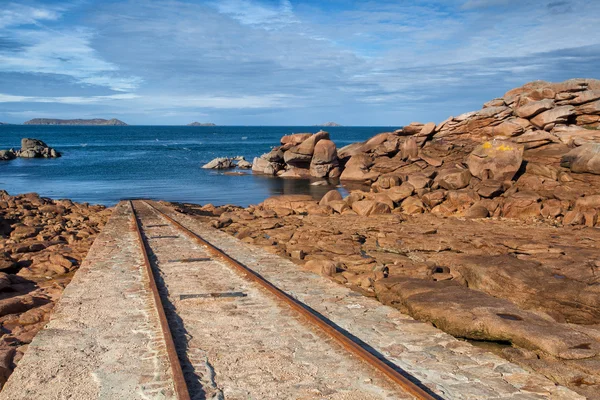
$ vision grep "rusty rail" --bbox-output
[141,200,440,400]
[129,201,191,400]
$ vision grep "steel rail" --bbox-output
[142,200,440,400]
[129,201,191,400]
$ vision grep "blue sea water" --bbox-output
[0,126,393,206]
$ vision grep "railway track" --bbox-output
[130,199,440,400]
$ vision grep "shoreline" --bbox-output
[1,78,600,397]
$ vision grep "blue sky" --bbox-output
[0,0,599,125]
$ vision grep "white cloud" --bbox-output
[136,93,298,110]
[0,93,140,104]
[0,2,141,92]
[210,0,299,29]
[0,3,61,29]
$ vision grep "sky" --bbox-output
[0,0,599,126]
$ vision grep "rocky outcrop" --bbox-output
[1,139,61,161]
[0,191,111,389]
[0,151,16,161]
[23,118,127,126]
[18,139,60,159]
[201,156,250,169]
[249,79,600,228]
[252,131,340,179]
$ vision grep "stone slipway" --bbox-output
[0,203,178,400]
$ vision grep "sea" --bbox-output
[0,126,395,207]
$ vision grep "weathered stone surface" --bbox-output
[339,154,379,181]
[401,196,425,214]
[0,150,16,161]
[374,277,598,360]
[311,139,337,165]
[318,190,342,207]
[435,168,472,190]
[385,183,415,203]
[351,200,391,216]
[515,99,555,118]
[466,140,524,181]
[530,106,576,129]
[492,118,530,137]
[201,157,236,169]
[561,143,600,174]
[280,133,312,146]
[502,191,541,219]
[295,131,330,156]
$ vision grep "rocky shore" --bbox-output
[0,192,111,389]
[171,79,600,398]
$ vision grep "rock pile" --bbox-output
[201,156,252,169]
[252,131,341,178]
[0,139,61,161]
[0,191,111,389]
[282,79,600,227]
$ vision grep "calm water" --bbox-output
[0,126,393,206]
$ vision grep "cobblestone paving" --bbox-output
[135,200,411,400]
[152,201,584,400]
[1,203,177,400]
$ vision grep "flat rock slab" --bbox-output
[1,203,178,399]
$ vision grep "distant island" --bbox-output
[187,122,216,126]
[315,122,342,127]
[23,118,128,126]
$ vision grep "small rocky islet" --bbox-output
[0,139,61,161]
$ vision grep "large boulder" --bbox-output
[311,139,337,165]
[514,99,555,118]
[318,190,342,207]
[435,168,472,190]
[19,138,60,158]
[339,154,380,182]
[283,131,330,168]
[252,157,281,175]
[310,139,339,178]
[492,118,530,137]
[283,150,312,166]
[561,143,600,174]
[466,140,524,181]
[201,157,235,169]
[0,150,16,161]
[529,105,576,129]
[280,133,312,146]
[295,131,329,156]
[351,200,391,216]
